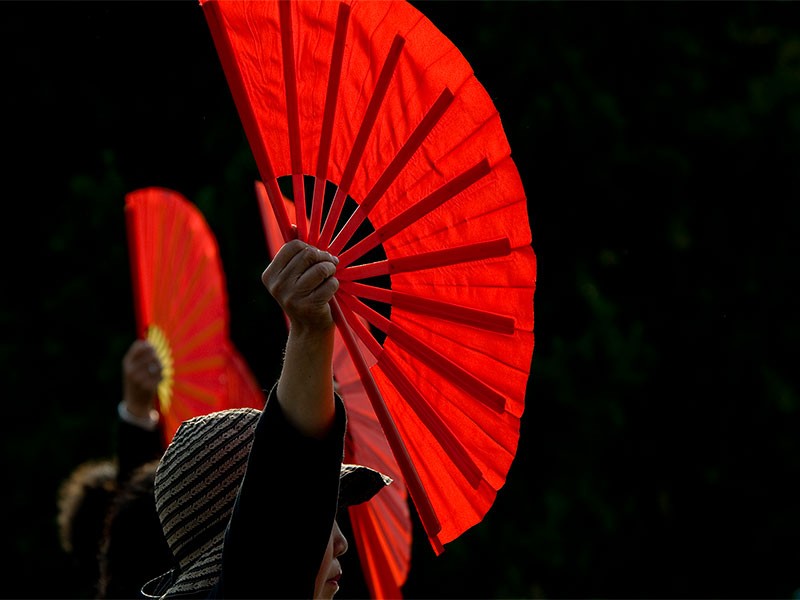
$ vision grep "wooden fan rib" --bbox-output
[172,379,219,408]
[337,290,390,335]
[169,282,220,346]
[337,237,511,281]
[161,205,203,330]
[335,290,384,360]
[339,293,506,414]
[337,158,491,268]
[389,324,506,414]
[255,181,275,259]
[328,88,455,256]
[331,298,442,543]
[309,2,350,246]
[337,380,366,396]
[173,354,226,377]
[361,499,411,575]
[378,351,483,488]
[318,34,406,249]
[171,318,226,363]
[278,1,307,240]
[350,503,406,598]
[150,195,172,329]
[340,280,515,334]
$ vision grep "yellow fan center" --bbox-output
[146,324,175,413]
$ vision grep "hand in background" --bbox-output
[122,340,162,419]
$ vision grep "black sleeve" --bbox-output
[116,419,164,485]
[212,384,346,599]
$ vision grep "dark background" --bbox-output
[3,1,800,598]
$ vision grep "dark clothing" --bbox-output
[211,387,346,598]
[116,418,163,485]
[142,386,347,598]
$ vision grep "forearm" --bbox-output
[276,323,336,439]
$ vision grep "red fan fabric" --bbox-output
[125,187,264,445]
[257,181,411,599]
[202,0,537,554]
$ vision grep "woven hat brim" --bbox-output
[142,463,391,598]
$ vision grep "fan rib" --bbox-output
[331,298,443,542]
[173,354,226,376]
[171,318,226,362]
[338,290,390,334]
[389,325,506,413]
[278,1,307,240]
[161,214,197,328]
[318,34,406,249]
[337,292,384,360]
[350,504,405,599]
[169,284,219,347]
[340,281,515,334]
[337,237,512,281]
[256,182,277,258]
[337,159,491,268]
[328,88,455,256]
[340,293,506,414]
[309,2,350,246]
[172,379,219,408]
[378,352,482,488]
[204,2,293,241]
[339,288,483,489]
[150,200,171,329]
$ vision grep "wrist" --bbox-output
[287,320,335,339]
[118,400,160,431]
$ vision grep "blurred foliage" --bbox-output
[2,1,800,598]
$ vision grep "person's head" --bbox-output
[97,460,174,599]
[56,459,119,592]
[314,519,348,599]
[141,407,391,599]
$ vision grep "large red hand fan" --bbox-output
[125,187,265,444]
[202,0,536,554]
[257,181,410,599]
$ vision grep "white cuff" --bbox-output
[118,401,160,432]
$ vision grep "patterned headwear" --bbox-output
[141,407,391,598]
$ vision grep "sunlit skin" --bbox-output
[313,520,349,599]
[266,239,348,599]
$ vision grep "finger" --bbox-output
[295,260,338,295]
[262,239,307,288]
[127,340,155,363]
[132,347,160,372]
[305,274,339,306]
[271,239,307,271]
[283,245,338,283]
[124,339,146,364]
[263,241,338,289]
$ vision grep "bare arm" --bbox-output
[262,239,339,438]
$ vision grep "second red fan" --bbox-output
[125,187,264,445]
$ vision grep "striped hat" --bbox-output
[141,407,391,598]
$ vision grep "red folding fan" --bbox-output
[125,187,265,444]
[202,0,537,555]
[257,181,411,599]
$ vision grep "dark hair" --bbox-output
[56,459,119,596]
[97,460,174,599]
